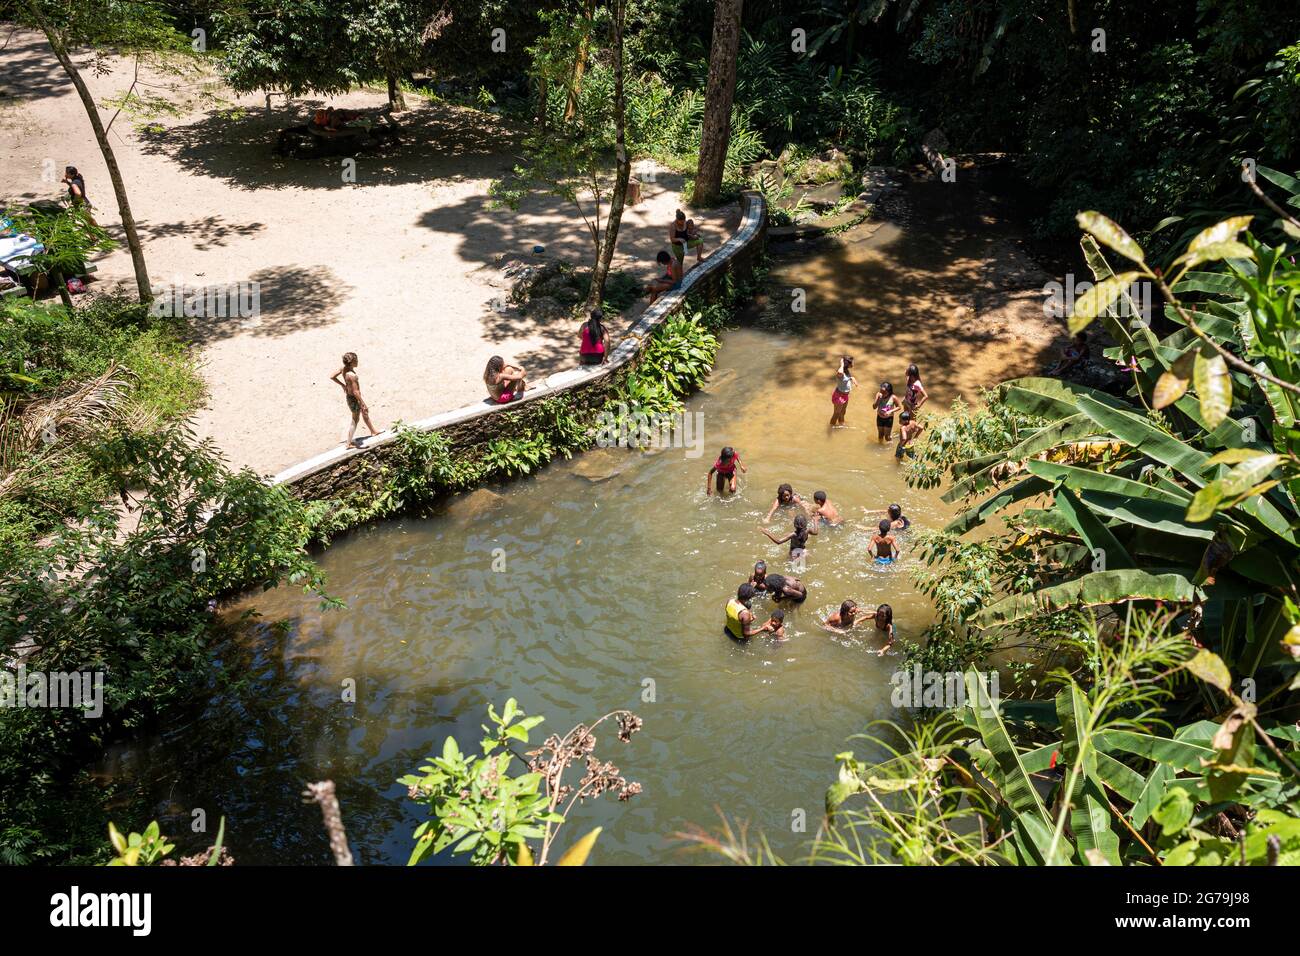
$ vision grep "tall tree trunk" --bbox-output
[28,8,150,303]
[536,75,550,132]
[563,0,595,123]
[692,0,743,207]
[586,0,629,310]
[387,72,406,111]
[30,8,152,303]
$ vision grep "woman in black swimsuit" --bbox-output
[872,381,900,443]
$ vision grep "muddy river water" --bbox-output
[101,177,1059,864]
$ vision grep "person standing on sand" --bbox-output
[61,166,96,225]
[331,352,378,448]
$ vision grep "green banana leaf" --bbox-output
[972,570,1198,628]
[1055,486,1136,568]
[1025,459,1191,505]
[963,670,1052,825]
[1056,684,1121,865]
[945,476,1051,535]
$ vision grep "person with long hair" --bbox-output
[61,165,96,225]
[484,355,526,403]
[763,483,803,523]
[706,445,745,496]
[330,351,378,448]
[869,604,895,655]
[872,381,900,443]
[903,363,928,413]
[829,355,856,427]
[761,512,818,561]
[578,308,611,365]
[821,599,859,632]
[669,209,704,266]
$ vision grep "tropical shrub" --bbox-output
[400,698,642,866]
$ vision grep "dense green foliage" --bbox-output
[400,698,640,866]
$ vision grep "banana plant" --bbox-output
[915,203,1300,673]
[933,623,1300,866]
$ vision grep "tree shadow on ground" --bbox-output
[183,264,350,345]
[756,173,1061,400]
[0,30,67,103]
[135,215,267,251]
[137,98,519,191]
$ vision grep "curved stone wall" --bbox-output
[273,190,767,498]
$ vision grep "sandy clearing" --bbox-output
[1,27,739,475]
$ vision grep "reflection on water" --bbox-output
[103,178,1057,864]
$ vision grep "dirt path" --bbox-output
[0,28,738,475]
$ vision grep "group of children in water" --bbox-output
[719,357,933,653]
[721,482,911,654]
[831,356,928,456]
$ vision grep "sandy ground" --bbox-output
[0,27,738,475]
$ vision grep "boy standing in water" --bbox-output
[896,411,924,460]
[870,519,899,564]
[809,491,842,526]
[706,446,746,496]
[331,352,379,448]
[747,560,768,591]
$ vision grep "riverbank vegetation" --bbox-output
[690,178,1300,866]
[4,0,1300,867]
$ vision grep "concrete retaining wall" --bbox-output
[273,191,767,501]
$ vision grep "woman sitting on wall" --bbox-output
[484,355,527,403]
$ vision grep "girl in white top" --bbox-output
[829,355,857,428]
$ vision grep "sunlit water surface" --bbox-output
[99,179,1054,864]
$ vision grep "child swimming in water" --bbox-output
[761,513,818,561]
[872,382,900,443]
[747,560,768,591]
[896,410,923,459]
[870,519,899,563]
[763,572,808,602]
[706,445,746,496]
[809,490,842,526]
[763,483,803,523]
[883,503,910,530]
[766,608,787,641]
[821,599,859,631]
[868,604,895,655]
